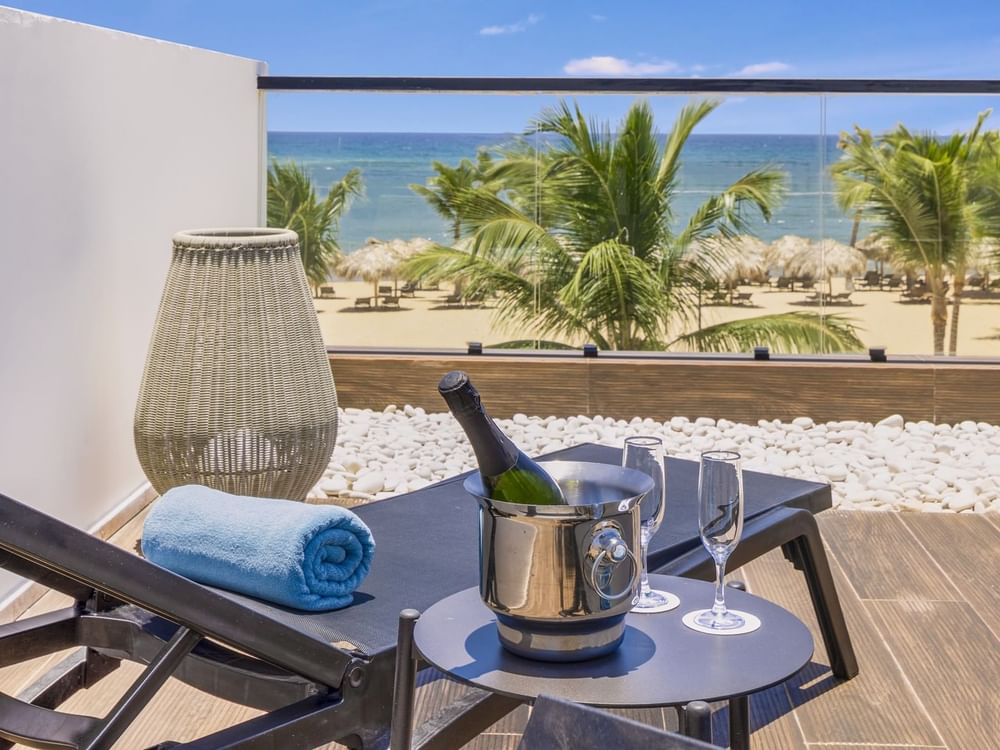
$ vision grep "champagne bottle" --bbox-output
[438,371,567,505]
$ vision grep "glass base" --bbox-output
[682,608,761,636]
[631,589,680,614]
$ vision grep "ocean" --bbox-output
[267,132,863,252]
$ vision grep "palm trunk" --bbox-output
[929,271,948,356]
[948,266,965,356]
[452,223,465,298]
[848,209,862,247]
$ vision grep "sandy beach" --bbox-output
[315,279,1000,357]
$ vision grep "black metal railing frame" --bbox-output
[259,76,1000,365]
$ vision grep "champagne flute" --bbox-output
[693,450,745,630]
[622,437,679,613]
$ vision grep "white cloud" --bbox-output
[480,13,541,36]
[563,56,680,76]
[591,14,607,22]
[734,61,792,76]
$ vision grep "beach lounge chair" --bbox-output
[0,443,856,749]
[900,287,931,303]
[380,296,401,308]
[318,284,337,298]
[859,270,881,289]
[399,282,418,297]
[440,294,463,308]
[707,291,728,304]
[354,296,373,308]
[733,291,753,305]
[775,276,795,290]
[378,285,393,296]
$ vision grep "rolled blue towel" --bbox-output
[141,485,375,611]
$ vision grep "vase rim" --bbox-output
[173,228,299,248]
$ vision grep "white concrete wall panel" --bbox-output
[0,8,264,602]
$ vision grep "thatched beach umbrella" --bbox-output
[786,239,866,294]
[765,235,812,273]
[691,235,768,284]
[339,238,405,298]
[856,233,895,263]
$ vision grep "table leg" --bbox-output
[679,701,712,744]
[729,695,750,750]
[390,609,421,750]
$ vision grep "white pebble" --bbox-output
[319,409,999,514]
[353,472,385,495]
[320,475,349,493]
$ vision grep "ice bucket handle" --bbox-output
[587,528,641,602]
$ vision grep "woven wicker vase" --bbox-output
[134,228,338,500]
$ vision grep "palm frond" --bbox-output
[267,161,362,288]
[670,312,865,353]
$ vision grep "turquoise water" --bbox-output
[268,132,861,252]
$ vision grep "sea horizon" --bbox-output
[267,131,861,251]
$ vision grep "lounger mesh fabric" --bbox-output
[134,228,338,501]
[202,443,831,657]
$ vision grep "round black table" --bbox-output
[412,574,813,749]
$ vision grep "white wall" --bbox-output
[0,8,265,603]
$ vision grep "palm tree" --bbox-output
[833,113,995,355]
[267,160,363,295]
[402,99,863,352]
[410,150,496,244]
[410,151,496,296]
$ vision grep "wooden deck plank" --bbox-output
[7,504,1000,749]
[740,531,943,747]
[820,513,962,602]
[865,599,1000,750]
[985,511,1000,532]
[900,514,1000,640]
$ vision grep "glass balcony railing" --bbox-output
[260,78,1000,360]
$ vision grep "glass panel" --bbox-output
[264,89,1000,357]
[822,93,1000,358]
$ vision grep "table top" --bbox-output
[413,575,814,707]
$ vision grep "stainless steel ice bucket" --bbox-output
[464,460,652,661]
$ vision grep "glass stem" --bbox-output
[712,558,728,616]
[639,526,652,596]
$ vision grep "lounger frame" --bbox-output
[0,492,395,750]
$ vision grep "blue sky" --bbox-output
[9,1,1000,133]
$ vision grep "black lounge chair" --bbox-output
[0,443,856,749]
[354,296,373,308]
[391,691,716,750]
[518,695,716,749]
[380,296,401,308]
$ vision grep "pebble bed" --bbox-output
[308,407,1000,514]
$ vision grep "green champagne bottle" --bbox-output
[438,371,567,505]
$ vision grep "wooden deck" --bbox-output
[2,510,998,749]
